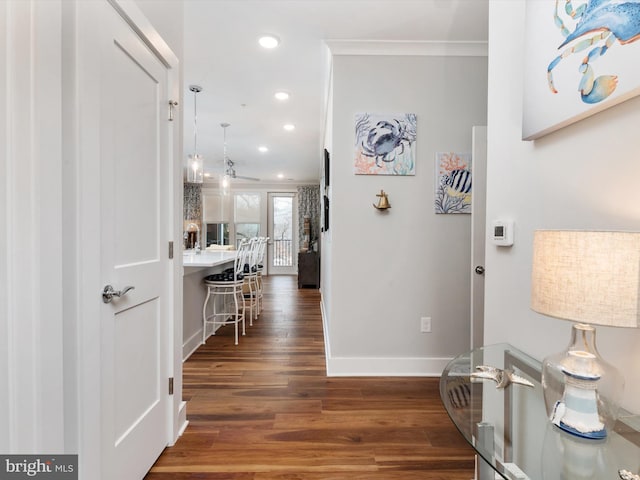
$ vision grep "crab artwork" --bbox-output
[547,0,640,104]
[354,113,417,175]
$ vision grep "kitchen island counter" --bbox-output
[182,250,236,269]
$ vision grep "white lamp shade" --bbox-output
[531,230,640,328]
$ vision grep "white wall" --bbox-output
[485,0,640,414]
[325,53,488,375]
[320,68,334,352]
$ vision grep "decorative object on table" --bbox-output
[522,0,640,140]
[373,190,391,210]
[301,215,311,251]
[434,152,472,214]
[531,230,640,439]
[354,113,416,175]
[620,469,640,480]
[186,85,204,184]
[185,223,201,252]
[620,470,640,480]
[470,365,534,389]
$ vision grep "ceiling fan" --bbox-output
[221,123,260,182]
[224,158,260,182]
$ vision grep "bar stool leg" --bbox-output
[239,286,246,336]
[233,288,239,345]
[202,286,211,345]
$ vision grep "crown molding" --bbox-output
[326,40,487,57]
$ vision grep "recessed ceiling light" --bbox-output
[258,35,279,49]
[258,146,268,153]
[283,124,295,131]
[277,173,284,179]
[204,172,211,178]
[274,91,289,101]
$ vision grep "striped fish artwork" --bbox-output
[445,169,472,197]
[446,377,471,409]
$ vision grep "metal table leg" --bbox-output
[475,422,495,480]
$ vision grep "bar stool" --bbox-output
[242,237,260,326]
[255,237,268,314]
[202,240,250,345]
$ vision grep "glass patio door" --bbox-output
[267,192,297,275]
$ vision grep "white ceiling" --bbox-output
[183,0,489,185]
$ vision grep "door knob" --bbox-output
[102,285,135,303]
[475,266,485,275]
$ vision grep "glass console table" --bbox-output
[440,344,640,480]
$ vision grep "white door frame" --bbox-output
[267,192,298,275]
[67,0,182,477]
[470,126,487,350]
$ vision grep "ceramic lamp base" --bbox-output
[542,324,624,440]
[557,420,607,440]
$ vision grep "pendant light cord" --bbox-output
[193,89,198,155]
[189,85,202,157]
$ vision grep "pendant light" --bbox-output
[186,85,204,183]
[220,122,231,195]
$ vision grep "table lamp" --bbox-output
[531,230,640,439]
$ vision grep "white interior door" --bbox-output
[267,192,298,275]
[471,126,488,350]
[95,3,170,478]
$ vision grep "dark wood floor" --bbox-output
[145,276,474,479]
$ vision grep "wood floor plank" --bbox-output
[145,276,474,479]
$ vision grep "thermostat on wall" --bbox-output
[491,220,514,246]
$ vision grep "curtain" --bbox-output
[183,183,202,221]
[297,185,321,250]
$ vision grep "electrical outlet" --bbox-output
[420,317,432,333]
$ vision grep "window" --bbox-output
[234,193,260,247]
[235,223,260,245]
[203,193,230,246]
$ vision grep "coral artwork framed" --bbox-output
[435,152,472,214]
[522,0,640,140]
[354,113,417,175]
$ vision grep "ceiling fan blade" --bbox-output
[233,174,260,181]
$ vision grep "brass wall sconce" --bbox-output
[373,190,391,210]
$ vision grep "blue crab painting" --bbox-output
[354,113,416,175]
[547,0,640,104]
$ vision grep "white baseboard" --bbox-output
[170,401,189,447]
[325,355,452,377]
[182,330,203,361]
[319,297,331,373]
